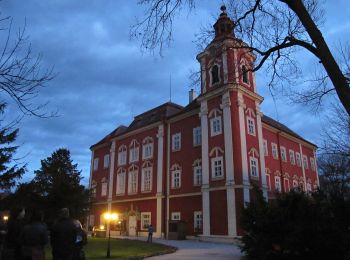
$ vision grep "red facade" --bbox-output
[88,9,319,240]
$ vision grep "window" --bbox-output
[280,147,287,162]
[141,212,151,230]
[266,173,271,191]
[142,143,153,160]
[296,152,301,167]
[171,212,181,221]
[193,160,202,186]
[101,180,108,196]
[194,211,203,231]
[263,140,268,156]
[116,169,126,195]
[129,147,139,163]
[128,170,138,194]
[310,158,315,171]
[293,179,299,189]
[141,167,152,192]
[289,150,295,165]
[91,181,97,197]
[242,65,249,84]
[272,143,278,159]
[193,126,201,146]
[284,178,290,192]
[172,133,181,151]
[303,155,309,169]
[103,154,110,169]
[211,64,219,85]
[93,158,99,171]
[249,157,259,178]
[118,146,127,166]
[210,116,222,136]
[211,156,224,179]
[306,183,312,193]
[247,117,256,136]
[171,170,181,189]
[275,176,281,192]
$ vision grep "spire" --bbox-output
[213,5,235,41]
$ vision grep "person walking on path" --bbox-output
[20,210,48,260]
[147,224,154,243]
[50,208,77,260]
[3,207,25,260]
[72,219,87,260]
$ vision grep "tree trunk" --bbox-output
[281,0,350,116]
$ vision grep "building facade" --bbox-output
[88,9,319,240]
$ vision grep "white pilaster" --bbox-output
[256,102,268,200]
[313,149,320,186]
[221,92,236,236]
[200,100,210,236]
[156,124,164,237]
[237,92,250,204]
[222,49,228,84]
[233,50,239,83]
[299,144,307,191]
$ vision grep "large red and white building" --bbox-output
[88,9,319,241]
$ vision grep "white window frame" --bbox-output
[194,211,203,231]
[129,147,139,163]
[247,117,256,136]
[101,181,108,197]
[193,126,201,146]
[193,164,202,186]
[141,167,152,192]
[263,140,268,156]
[272,143,278,159]
[306,183,312,193]
[249,157,259,178]
[210,116,222,136]
[103,154,110,169]
[118,146,127,166]
[142,143,153,160]
[91,182,97,197]
[310,157,315,171]
[93,158,99,171]
[116,169,126,195]
[296,152,301,167]
[289,150,295,165]
[128,170,138,194]
[141,212,151,230]
[293,179,299,189]
[171,212,181,221]
[172,133,181,151]
[280,147,287,162]
[275,176,281,192]
[303,155,309,169]
[211,156,224,179]
[284,178,290,192]
[171,170,181,189]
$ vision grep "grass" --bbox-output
[45,237,175,259]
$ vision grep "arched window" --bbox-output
[242,65,249,84]
[211,65,219,85]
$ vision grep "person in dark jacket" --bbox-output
[50,208,77,260]
[72,219,87,260]
[20,210,48,260]
[4,207,25,260]
[147,224,153,243]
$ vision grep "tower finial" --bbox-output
[220,5,227,14]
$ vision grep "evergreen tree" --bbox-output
[33,148,89,223]
[0,103,26,191]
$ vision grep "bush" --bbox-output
[240,187,350,260]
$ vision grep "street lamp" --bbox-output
[104,212,118,258]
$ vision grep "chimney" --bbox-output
[189,89,197,103]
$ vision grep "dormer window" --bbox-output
[242,65,249,84]
[211,64,219,85]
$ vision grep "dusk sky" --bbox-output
[2,0,349,187]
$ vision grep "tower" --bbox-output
[196,6,268,236]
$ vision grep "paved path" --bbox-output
[118,236,244,259]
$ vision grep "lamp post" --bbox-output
[103,212,118,258]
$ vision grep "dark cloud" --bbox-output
[1,0,348,186]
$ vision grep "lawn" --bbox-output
[45,237,175,259]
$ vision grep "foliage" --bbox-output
[240,187,350,260]
[31,148,89,223]
[0,103,26,190]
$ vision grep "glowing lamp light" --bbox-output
[100,225,105,230]
[3,216,8,221]
[104,212,118,221]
